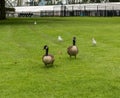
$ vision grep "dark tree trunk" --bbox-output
[0,0,6,20]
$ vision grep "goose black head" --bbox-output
[73,37,76,45]
[43,45,48,50]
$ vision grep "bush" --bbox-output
[5,8,15,12]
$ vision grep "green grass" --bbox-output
[0,17,120,98]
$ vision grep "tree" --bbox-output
[109,0,120,2]
[0,0,6,20]
[86,0,101,3]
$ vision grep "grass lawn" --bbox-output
[0,17,120,98]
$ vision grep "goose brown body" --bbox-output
[42,45,55,66]
[67,37,78,58]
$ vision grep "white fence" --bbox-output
[7,2,119,17]
[14,2,120,13]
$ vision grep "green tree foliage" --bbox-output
[82,0,88,3]
[82,0,101,3]
[109,0,120,2]
[82,0,120,3]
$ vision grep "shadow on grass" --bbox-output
[0,17,73,25]
[66,56,80,61]
[40,63,59,69]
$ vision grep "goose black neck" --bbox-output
[73,40,76,45]
[45,48,49,56]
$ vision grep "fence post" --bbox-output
[112,6,114,16]
[97,5,99,16]
[84,6,86,16]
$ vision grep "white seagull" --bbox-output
[58,36,63,41]
[92,38,97,46]
[34,21,37,25]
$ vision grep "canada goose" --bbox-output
[67,37,78,58]
[42,45,55,66]
[58,36,63,41]
[92,38,97,46]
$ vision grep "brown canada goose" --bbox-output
[42,45,55,66]
[67,37,78,58]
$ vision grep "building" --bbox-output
[6,0,118,7]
